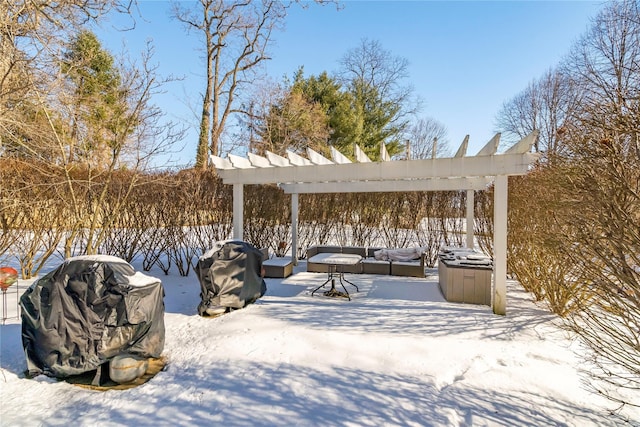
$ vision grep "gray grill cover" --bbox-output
[20,255,165,378]
[196,240,267,316]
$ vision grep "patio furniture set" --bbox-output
[307,245,427,277]
[262,244,495,307]
[260,245,427,280]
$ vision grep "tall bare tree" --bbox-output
[405,117,449,159]
[172,0,287,168]
[495,68,579,158]
[251,85,330,157]
[172,1,339,168]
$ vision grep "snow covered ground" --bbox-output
[1,260,638,426]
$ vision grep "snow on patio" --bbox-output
[1,261,638,426]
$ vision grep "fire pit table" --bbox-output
[308,253,362,300]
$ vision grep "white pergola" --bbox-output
[210,131,539,315]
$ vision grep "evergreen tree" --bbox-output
[61,30,126,166]
[338,39,420,159]
[291,70,362,157]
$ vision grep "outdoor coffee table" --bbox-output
[308,253,362,300]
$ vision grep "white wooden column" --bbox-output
[233,184,243,240]
[291,193,299,266]
[466,189,475,249]
[493,175,508,315]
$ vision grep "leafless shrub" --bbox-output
[343,194,383,247]
[415,193,449,267]
[555,0,640,405]
[298,194,341,249]
[506,171,590,315]
[140,227,172,274]
[186,170,233,253]
[244,184,290,251]
[494,0,640,405]
[474,188,494,259]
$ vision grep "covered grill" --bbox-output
[195,240,267,316]
[20,255,165,381]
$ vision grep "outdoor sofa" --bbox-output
[306,245,427,277]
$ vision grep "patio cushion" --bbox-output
[374,247,424,262]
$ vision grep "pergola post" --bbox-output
[291,193,299,266]
[466,189,475,249]
[493,175,508,315]
[233,184,243,240]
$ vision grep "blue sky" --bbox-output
[96,0,602,167]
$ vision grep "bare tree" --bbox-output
[172,0,287,167]
[495,68,579,158]
[405,117,449,159]
[249,83,331,157]
[338,38,415,110]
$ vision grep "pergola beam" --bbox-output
[280,177,491,194]
[214,152,538,185]
[455,135,470,157]
[476,133,501,156]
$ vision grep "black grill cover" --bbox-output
[195,240,267,316]
[20,255,165,378]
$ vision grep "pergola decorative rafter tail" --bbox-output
[210,131,540,315]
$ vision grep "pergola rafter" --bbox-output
[210,131,540,315]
